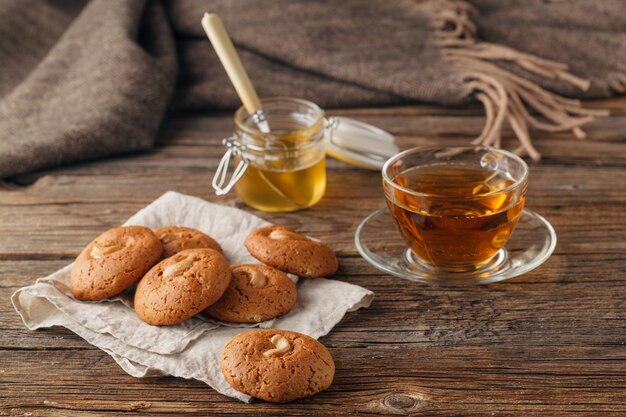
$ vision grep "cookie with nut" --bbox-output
[221,329,335,403]
[244,226,339,277]
[70,226,163,301]
[154,225,222,258]
[204,264,297,323]
[134,248,231,325]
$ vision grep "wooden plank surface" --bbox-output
[1,98,625,416]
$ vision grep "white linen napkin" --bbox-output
[11,191,374,402]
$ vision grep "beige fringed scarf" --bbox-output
[0,0,623,177]
[426,0,611,160]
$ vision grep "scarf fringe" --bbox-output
[425,0,609,160]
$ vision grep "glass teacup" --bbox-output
[382,146,528,272]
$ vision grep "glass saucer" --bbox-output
[354,208,557,285]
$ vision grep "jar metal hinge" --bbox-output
[212,136,249,196]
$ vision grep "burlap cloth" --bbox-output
[0,0,624,177]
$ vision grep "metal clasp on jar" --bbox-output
[212,135,249,196]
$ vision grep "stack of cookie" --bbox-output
[70,224,339,402]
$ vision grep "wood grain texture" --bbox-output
[1,98,626,416]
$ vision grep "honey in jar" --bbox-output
[235,154,326,212]
[214,97,328,212]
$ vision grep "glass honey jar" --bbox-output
[213,97,331,212]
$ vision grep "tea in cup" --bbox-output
[382,146,528,272]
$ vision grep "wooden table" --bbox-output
[2,98,625,416]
